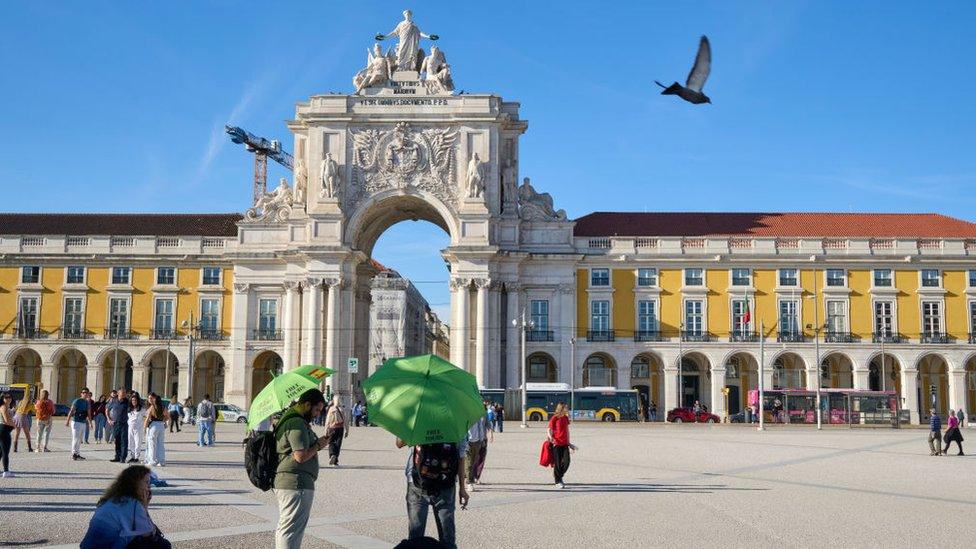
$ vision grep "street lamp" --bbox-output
[512,309,535,428]
[181,311,198,402]
[805,271,824,430]
[676,322,684,408]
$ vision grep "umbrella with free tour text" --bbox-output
[246,364,333,430]
[362,354,485,446]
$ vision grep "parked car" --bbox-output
[667,407,720,424]
[53,404,71,417]
[214,403,247,423]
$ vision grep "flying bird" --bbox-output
[656,35,712,104]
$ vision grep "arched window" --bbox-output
[527,353,556,382]
[584,354,615,387]
[631,356,650,379]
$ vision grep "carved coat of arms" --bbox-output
[350,122,459,210]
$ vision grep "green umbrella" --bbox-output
[247,364,333,430]
[362,354,485,446]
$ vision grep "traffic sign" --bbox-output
[348,357,359,374]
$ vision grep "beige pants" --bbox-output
[274,488,315,549]
[928,431,943,454]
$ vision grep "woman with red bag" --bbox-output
[546,402,576,488]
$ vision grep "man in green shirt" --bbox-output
[274,388,329,549]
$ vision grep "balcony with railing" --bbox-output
[970,333,976,344]
[251,328,283,341]
[150,328,179,340]
[681,330,711,342]
[872,332,904,344]
[104,328,135,340]
[526,330,554,342]
[587,330,614,342]
[196,328,226,341]
[13,327,46,339]
[634,330,664,342]
[777,331,805,343]
[824,331,857,343]
[58,327,92,339]
[729,331,759,342]
[921,332,953,344]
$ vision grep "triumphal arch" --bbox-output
[224,11,576,404]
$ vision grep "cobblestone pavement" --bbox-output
[1,422,973,548]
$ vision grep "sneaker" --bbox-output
[77,455,86,461]
[109,459,120,463]
[558,482,565,489]
[466,483,474,493]
[43,448,50,453]
[2,471,13,478]
[127,458,139,463]
[71,454,79,461]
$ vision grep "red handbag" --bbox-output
[539,440,553,467]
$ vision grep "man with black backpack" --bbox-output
[396,436,469,549]
[273,389,329,549]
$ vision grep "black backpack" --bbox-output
[244,429,279,492]
[412,443,459,492]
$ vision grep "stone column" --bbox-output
[450,278,470,373]
[86,367,103,399]
[177,365,191,401]
[663,365,679,413]
[40,364,57,401]
[710,366,727,420]
[474,278,490,388]
[902,368,920,424]
[302,278,324,368]
[324,277,341,388]
[488,282,503,388]
[853,369,870,390]
[0,365,11,384]
[558,284,576,386]
[505,283,521,389]
[131,364,149,395]
[226,282,251,408]
[949,369,966,416]
[282,281,301,370]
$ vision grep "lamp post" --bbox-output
[805,270,823,430]
[181,311,197,402]
[111,313,121,390]
[677,322,684,408]
[512,309,535,428]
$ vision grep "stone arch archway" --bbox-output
[8,347,42,386]
[582,353,616,387]
[722,351,758,414]
[526,352,557,383]
[867,351,902,395]
[345,190,459,256]
[99,348,134,393]
[821,351,855,389]
[193,350,226,403]
[916,353,950,417]
[678,351,711,409]
[143,349,179,398]
[965,354,976,418]
[55,349,88,403]
[771,352,806,390]
[629,352,663,420]
[251,350,284,400]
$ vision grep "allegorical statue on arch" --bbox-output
[354,10,453,94]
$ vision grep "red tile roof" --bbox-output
[573,212,976,239]
[0,213,242,237]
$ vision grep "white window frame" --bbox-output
[872,268,893,288]
[258,298,280,332]
[65,266,87,285]
[730,297,753,335]
[778,268,799,287]
[21,265,41,285]
[920,269,941,288]
[636,298,659,334]
[590,268,611,288]
[62,295,86,334]
[872,299,897,337]
[825,299,848,335]
[17,295,41,331]
[684,268,704,287]
[530,299,550,332]
[730,268,751,287]
[636,268,658,287]
[683,298,706,335]
[202,266,222,287]
[199,297,222,334]
[824,268,847,288]
[589,299,611,333]
[777,298,801,337]
[107,296,131,335]
[153,298,176,333]
[920,299,944,336]
[111,266,132,285]
[156,266,178,286]
[969,270,976,289]
[969,300,976,338]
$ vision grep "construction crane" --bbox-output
[225,125,295,204]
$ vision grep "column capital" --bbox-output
[283,280,302,292]
[504,281,522,293]
[323,276,344,289]
[302,277,324,290]
[557,283,575,294]
[449,277,472,291]
[473,277,492,290]
[233,282,250,294]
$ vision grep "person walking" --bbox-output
[274,388,329,549]
[12,392,34,453]
[1,392,15,477]
[92,395,108,444]
[66,388,93,461]
[945,409,965,456]
[494,402,504,433]
[182,398,194,427]
[80,465,170,548]
[547,402,575,488]
[464,412,493,492]
[127,394,146,463]
[485,401,495,431]
[352,400,363,427]
[196,394,216,447]
[107,389,130,463]
[324,395,349,467]
[144,393,168,467]
[649,400,658,422]
[928,408,944,456]
[83,390,95,444]
[397,435,469,549]
[956,408,966,429]
[167,396,181,433]
[34,390,55,453]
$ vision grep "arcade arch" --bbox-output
[144,349,179,398]
[723,351,758,414]
[193,350,226,403]
[55,349,88,403]
[678,352,711,409]
[9,348,42,385]
[251,351,283,397]
[916,353,949,417]
[582,353,616,387]
[821,352,854,389]
[772,352,806,390]
[526,352,557,383]
[630,353,663,420]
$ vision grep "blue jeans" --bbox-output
[198,420,214,446]
[112,421,128,461]
[406,482,456,549]
[93,415,107,441]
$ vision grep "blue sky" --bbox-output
[3,1,974,319]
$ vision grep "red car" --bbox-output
[667,407,720,423]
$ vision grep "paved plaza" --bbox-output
[1,422,973,548]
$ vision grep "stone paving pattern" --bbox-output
[1,422,973,548]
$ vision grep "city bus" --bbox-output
[482,383,639,422]
[745,388,905,425]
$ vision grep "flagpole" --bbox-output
[758,319,765,431]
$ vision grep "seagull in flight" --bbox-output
[656,35,712,104]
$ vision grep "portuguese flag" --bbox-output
[743,299,751,325]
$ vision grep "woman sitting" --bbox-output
[81,465,170,548]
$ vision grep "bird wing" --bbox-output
[685,35,711,92]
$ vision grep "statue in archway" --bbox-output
[293,158,307,205]
[466,153,485,198]
[518,177,566,220]
[376,9,439,72]
[320,153,340,199]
